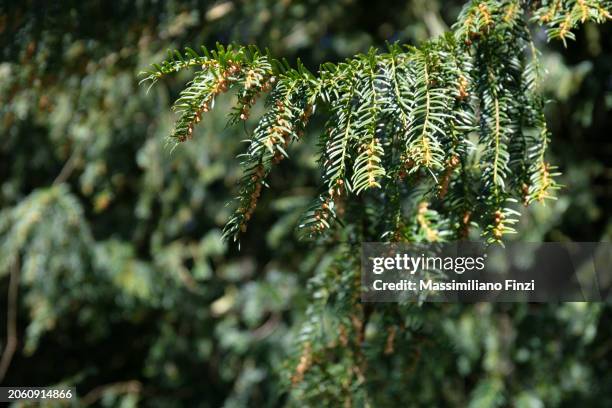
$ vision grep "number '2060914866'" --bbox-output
[1,387,75,402]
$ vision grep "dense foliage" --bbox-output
[1,0,611,406]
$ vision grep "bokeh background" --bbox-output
[1,0,611,406]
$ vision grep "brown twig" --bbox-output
[251,313,280,340]
[81,380,142,406]
[0,258,20,383]
[53,147,80,186]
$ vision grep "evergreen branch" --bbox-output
[533,0,612,45]
[224,75,312,241]
[142,0,610,243]
[405,46,449,174]
[351,50,387,194]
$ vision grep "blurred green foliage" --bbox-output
[0,0,611,406]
